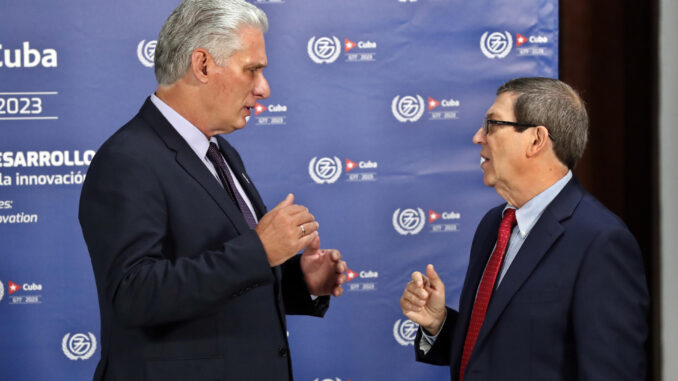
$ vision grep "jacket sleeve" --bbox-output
[280,254,329,316]
[219,138,330,317]
[414,307,458,365]
[572,227,649,380]
[79,148,275,328]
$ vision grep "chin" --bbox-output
[482,174,496,187]
[231,120,247,130]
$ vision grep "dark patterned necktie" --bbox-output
[459,208,517,381]
[206,142,257,229]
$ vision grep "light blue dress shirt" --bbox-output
[497,170,572,285]
[421,170,573,347]
[150,94,258,223]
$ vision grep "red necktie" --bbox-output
[459,208,517,381]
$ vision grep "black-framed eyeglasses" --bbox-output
[482,119,556,141]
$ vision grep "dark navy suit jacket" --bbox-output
[79,99,328,381]
[415,178,648,381]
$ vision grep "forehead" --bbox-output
[229,26,267,66]
[486,91,517,120]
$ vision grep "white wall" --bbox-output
[660,0,678,380]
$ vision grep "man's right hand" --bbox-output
[255,193,319,267]
[400,264,447,335]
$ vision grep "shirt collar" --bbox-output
[150,94,216,158]
[503,170,572,238]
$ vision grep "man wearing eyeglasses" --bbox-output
[400,77,648,381]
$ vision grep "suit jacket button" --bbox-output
[278,347,288,357]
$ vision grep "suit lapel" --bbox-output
[470,178,583,357]
[215,136,268,219]
[138,98,249,234]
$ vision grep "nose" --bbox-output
[472,126,486,145]
[253,73,270,99]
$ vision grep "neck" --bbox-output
[156,82,211,138]
[497,163,568,208]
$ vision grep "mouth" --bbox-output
[243,106,254,122]
[480,154,489,166]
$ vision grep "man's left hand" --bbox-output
[301,236,346,297]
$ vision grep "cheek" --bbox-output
[489,148,510,175]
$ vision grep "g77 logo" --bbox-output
[480,31,513,59]
[307,36,341,64]
[392,208,426,235]
[391,95,425,123]
[393,318,418,346]
[309,156,342,184]
[137,40,156,67]
[62,332,97,360]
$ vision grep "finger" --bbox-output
[336,260,347,274]
[411,271,424,288]
[405,279,424,293]
[333,285,343,297]
[411,287,430,303]
[299,221,319,237]
[272,193,294,210]
[400,297,424,313]
[279,204,308,216]
[298,231,319,250]
[329,250,341,262]
[305,234,321,250]
[336,273,346,285]
[269,204,310,220]
[290,210,316,226]
[402,293,425,309]
[426,264,443,288]
[405,280,429,300]
[402,289,428,306]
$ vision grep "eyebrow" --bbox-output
[248,63,267,70]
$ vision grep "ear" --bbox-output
[526,125,550,158]
[189,48,211,84]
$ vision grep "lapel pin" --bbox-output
[241,173,251,184]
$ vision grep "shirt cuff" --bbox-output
[418,315,447,354]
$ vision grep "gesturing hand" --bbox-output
[400,264,447,335]
[255,193,319,267]
[300,234,346,297]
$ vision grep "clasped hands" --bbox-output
[255,193,346,297]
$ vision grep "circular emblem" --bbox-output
[391,95,425,123]
[480,31,513,59]
[308,156,342,184]
[392,208,426,235]
[393,318,418,346]
[307,36,342,64]
[62,332,97,360]
[137,40,157,67]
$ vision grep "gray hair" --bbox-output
[497,77,589,169]
[154,0,268,85]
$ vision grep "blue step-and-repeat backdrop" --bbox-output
[0,0,557,380]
